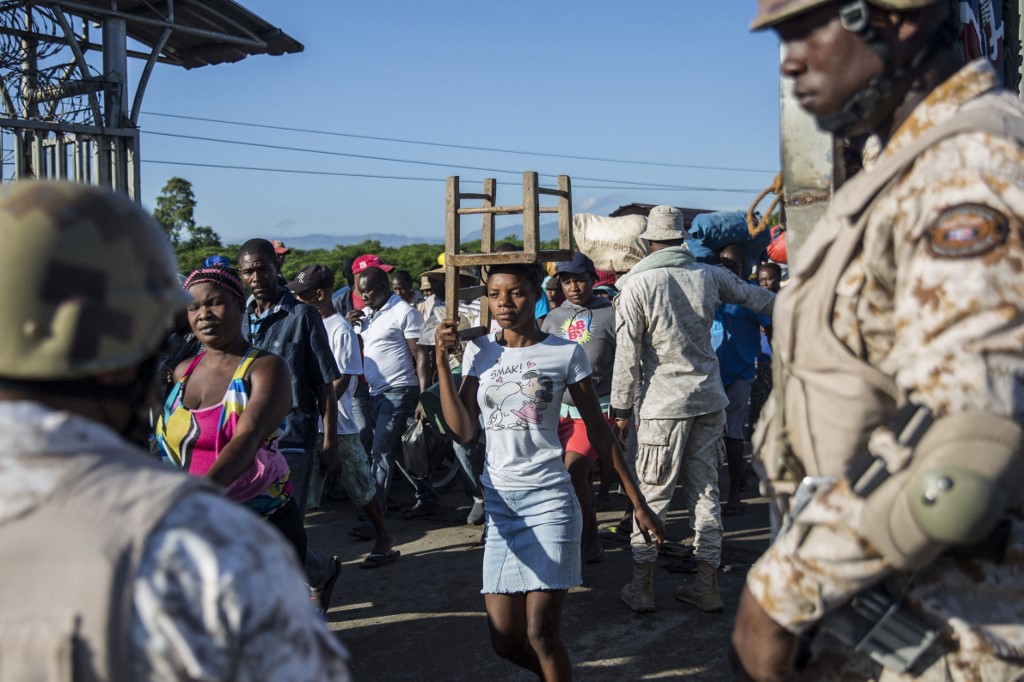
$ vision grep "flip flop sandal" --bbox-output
[347,523,374,541]
[360,549,401,569]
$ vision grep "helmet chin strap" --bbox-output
[816,0,946,136]
[115,356,162,448]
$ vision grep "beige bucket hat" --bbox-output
[638,205,692,242]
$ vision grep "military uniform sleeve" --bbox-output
[746,479,888,634]
[610,282,646,412]
[712,267,776,316]
[131,493,351,681]
[888,135,1024,423]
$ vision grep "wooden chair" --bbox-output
[444,171,573,331]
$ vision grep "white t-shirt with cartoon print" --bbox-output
[463,332,592,490]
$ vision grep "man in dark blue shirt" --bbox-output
[715,245,771,516]
[238,238,342,610]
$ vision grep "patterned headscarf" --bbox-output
[182,265,245,302]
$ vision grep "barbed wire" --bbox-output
[0,3,97,124]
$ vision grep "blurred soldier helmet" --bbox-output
[751,0,939,29]
[0,181,189,381]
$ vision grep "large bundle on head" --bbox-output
[572,213,649,273]
[686,210,770,276]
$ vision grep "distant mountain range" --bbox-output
[271,222,562,251]
[278,233,426,250]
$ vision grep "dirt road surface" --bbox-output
[307,471,770,681]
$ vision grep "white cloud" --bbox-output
[576,193,630,215]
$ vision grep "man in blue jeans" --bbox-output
[348,265,437,518]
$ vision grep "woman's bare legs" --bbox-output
[565,451,602,563]
[485,590,571,680]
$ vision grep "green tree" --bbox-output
[153,177,221,249]
[274,237,559,292]
[183,224,221,250]
[172,238,564,285]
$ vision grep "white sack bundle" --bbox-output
[572,213,650,272]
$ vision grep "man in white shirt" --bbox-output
[288,264,399,567]
[351,266,436,518]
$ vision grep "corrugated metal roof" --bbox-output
[42,0,303,69]
[609,203,715,229]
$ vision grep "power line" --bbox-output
[143,159,451,183]
[141,158,759,194]
[140,110,776,175]
[142,130,761,193]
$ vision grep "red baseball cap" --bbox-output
[272,239,290,255]
[352,253,394,275]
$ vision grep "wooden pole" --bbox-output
[445,176,460,321]
[479,178,496,327]
[557,175,572,250]
[523,171,539,258]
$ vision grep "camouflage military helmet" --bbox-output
[0,181,190,380]
[751,0,939,30]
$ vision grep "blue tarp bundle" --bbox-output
[685,210,769,276]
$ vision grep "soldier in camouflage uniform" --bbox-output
[733,2,1024,680]
[611,206,774,614]
[0,182,350,680]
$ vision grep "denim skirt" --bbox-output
[481,481,582,594]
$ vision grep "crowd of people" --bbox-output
[4,1,1024,680]
[150,203,782,678]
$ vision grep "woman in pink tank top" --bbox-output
[155,266,305,562]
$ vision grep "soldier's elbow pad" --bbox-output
[860,412,1024,571]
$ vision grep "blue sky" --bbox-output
[134,2,783,245]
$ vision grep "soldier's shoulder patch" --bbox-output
[927,204,1009,258]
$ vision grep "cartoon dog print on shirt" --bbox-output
[482,360,555,431]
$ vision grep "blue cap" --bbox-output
[553,252,597,277]
[204,254,231,268]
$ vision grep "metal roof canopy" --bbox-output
[0,0,302,198]
[40,0,304,70]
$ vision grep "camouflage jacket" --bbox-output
[747,60,1024,660]
[0,401,351,681]
[611,247,774,420]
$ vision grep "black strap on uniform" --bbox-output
[847,403,934,498]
